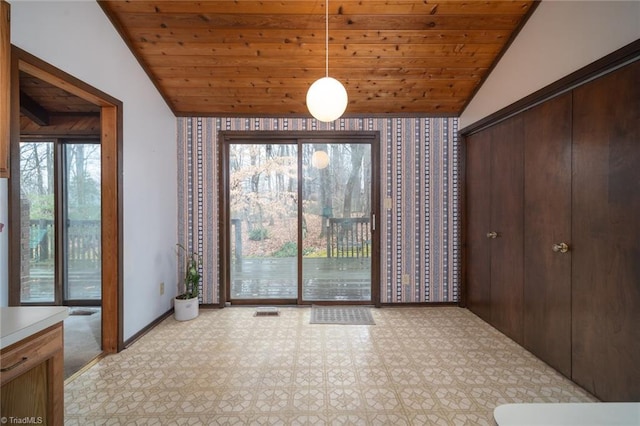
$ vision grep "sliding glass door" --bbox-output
[62,143,101,303]
[19,141,56,303]
[229,143,299,299]
[224,132,378,305]
[302,143,372,301]
[18,140,101,305]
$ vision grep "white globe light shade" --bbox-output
[306,77,348,122]
[311,150,330,169]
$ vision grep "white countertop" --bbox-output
[494,402,640,426]
[0,306,69,349]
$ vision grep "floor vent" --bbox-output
[254,307,280,317]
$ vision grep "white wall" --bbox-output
[459,0,640,129]
[8,1,178,340]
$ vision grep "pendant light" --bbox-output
[311,150,330,169]
[306,0,348,122]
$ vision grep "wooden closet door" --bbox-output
[490,117,524,344]
[572,60,640,401]
[523,93,572,377]
[466,131,492,322]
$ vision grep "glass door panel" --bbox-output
[19,141,56,303]
[63,143,102,301]
[229,144,298,299]
[302,143,372,301]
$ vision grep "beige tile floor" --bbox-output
[64,307,596,425]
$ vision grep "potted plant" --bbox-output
[174,243,202,321]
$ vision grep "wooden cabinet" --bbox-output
[571,60,640,402]
[466,116,524,345]
[522,93,572,378]
[1,323,64,425]
[465,59,640,401]
[0,0,10,178]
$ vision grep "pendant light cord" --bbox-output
[325,0,329,77]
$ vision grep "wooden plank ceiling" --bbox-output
[19,71,101,136]
[98,0,536,117]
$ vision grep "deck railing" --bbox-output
[28,219,101,265]
[327,217,371,258]
[231,216,371,259]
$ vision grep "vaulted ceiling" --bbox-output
[99,0,536,117]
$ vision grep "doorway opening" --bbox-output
[9,47,123,365]
[220,131,380,306]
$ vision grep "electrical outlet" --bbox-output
[402,274,410,285]
[160,282,165,295]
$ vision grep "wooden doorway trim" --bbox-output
[0,1,10,177]
[9,46,123,353]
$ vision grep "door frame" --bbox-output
[219,130,381,307]
[9,46,123,353]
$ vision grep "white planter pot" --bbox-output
[174,296,199,321]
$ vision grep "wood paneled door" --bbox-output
[523,93,572,377]
[466,116,524,345]
[488,117,524,344]
[571,60,640,401]
[465,129,492,323]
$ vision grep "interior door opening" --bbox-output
[222,132,380,306]
[9,47,123,356]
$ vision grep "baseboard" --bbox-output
[199,303,224,309]
[123,308,174,349]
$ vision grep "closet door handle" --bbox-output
[552,242,570,253]
[486,231,498,239]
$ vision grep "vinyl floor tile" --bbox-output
[65,307,596,424]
